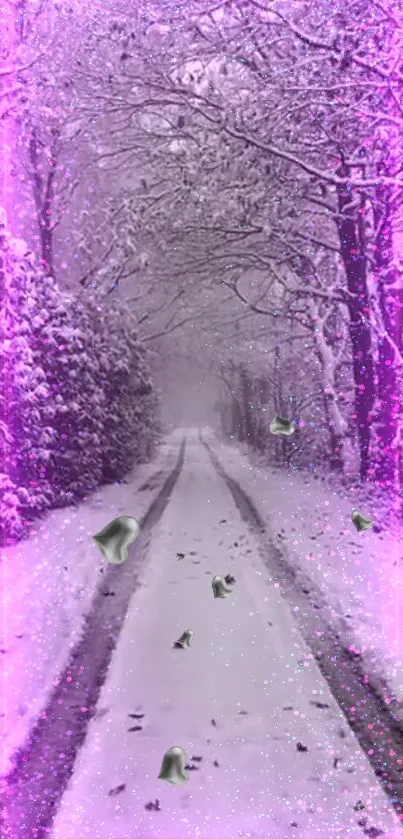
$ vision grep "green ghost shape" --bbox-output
[212,575,233,598]
[93,515,140,564]
[173,629,193,649]
[351,510,373,533]
[158,746,189,785]
[269,415,295,436]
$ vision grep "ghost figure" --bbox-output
[92,515,140,564]
[173,630,193,649]
[212,575,233,599]
[351,510,373,533]
[269,416,295,436]
[158,746,189,785]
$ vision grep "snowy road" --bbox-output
[50,432,400,839]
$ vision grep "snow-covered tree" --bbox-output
[93,0,402,488]
[217,339,331,471]
[4,1,105,275]
[91,301,161,481]
[29,294,105,505]
[0,209,60,541]
[0,209,161,544]
[4,0,402,497]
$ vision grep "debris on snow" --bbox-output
[144,799,161,811]
[108,783,126,797]
[296,742,308,752]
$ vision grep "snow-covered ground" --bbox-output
[0,432,183,778]
[52,432,400,839]
[206,433,403,718]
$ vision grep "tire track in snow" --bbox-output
[2,438,186,839]
[202,433,403,825]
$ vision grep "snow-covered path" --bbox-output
[52,432,400,839]
[1,432,183,779]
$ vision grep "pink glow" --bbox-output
[1,0,17,789]
[1,3,403,836]
[379,2,403,682]
[0,4,16,232]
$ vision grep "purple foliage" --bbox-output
[0,212,160,545]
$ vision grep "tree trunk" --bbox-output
[240,367,254,445]
[273,346,283,464]
[256,375,269,452]
[336,162,375,481]
[29,129,56,276]
[308,299,353,473]
[371,201,403,495]
[39,218,54,276]
[232,395,244,441]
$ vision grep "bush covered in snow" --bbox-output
[88,302,161,482]
[0,211,160,545]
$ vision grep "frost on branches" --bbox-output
[0,210,160,545]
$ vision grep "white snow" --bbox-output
[205,433,403,717]
[52,431,400,839]
[0,432,182,778]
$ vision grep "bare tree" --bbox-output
[91,0,401,484]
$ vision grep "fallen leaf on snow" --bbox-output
[296,742,308,753]
[108,783,126,797]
